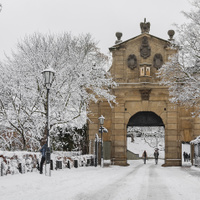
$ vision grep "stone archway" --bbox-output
[127,111,165,127]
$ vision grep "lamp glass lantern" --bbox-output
[42,68,55,89]
[98,115,105,126]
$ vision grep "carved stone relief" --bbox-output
[127,54,137,70]
[140,36,151,59]
[139,89,151,100]
[140,18,150,33]
[153,54,163,69]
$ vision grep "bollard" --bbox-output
[87,159,90,166]
[67,160,71,169]
[1,162,3,176]
[18,163,22,173]
[36,160,40,171]
[56,161,62,169]
[74,160,78,168]
[19,163,25,174]
[58,161,62,169]
[50,160,53,170]
[91,157,94,166]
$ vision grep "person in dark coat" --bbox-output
[39,139,47,174]
[154,149,159,164]
[142,150,147,164]
[185,152,188,162]
[188,153,190,161]
[183,152,186,162]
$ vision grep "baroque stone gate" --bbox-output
[88,20,200,166]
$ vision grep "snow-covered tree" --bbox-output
[0,128,21,151]
[0,32,116,150]
[157,0,200,117]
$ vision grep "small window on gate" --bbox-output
[146,67,150,76]
[140,67,145,76]
[140,66,150,76]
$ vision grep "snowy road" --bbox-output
[1,159,200,200]
[74,160,189,200]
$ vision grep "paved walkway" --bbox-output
[75,160,200,200]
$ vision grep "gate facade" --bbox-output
[88,20,200,166]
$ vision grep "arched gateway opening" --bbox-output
[127,111,165,160]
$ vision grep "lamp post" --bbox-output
[42,67,55,176]
[98,115,105,167]
[95,133,99,167]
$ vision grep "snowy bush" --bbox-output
[0,151,94,176]
[0,151,40,175]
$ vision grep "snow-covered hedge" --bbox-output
[0,151,94,176]
[0,151,40,175]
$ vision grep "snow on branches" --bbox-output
[157,0,200,117]
[0,32,116,150]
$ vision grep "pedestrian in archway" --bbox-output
[183,151,186,162]
[154,149,159,164]
[142,150,147,164]
[185,152,188,162]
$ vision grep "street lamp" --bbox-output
[42,67,55,176]
[98,115,105,167]
[95,133,99,167]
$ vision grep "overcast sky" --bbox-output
[0,0,192,59]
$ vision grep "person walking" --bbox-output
[39,139,47,174]
[142,150,147,164]
[188,153,190,161]
[183,152,186,162]
[154,149,159,164]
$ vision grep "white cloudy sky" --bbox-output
[0,0,192,59]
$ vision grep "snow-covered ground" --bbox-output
[1,159,200,200]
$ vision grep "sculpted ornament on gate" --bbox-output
[153,54,163,69]
[127,54,137,70]
[139,89,151,100]
[140,36,151,59]
[140,18,150,33]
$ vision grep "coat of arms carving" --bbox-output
[153,54,163,69]
[140,36,151,59]
[127,54,137,70]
